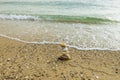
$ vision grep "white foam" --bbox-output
[0,14,39,20]
[0,34,120,51]
[0,34,60,44]
[67,45,120,51]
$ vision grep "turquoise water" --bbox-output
[0,0,120,23]
[0,0,120,50]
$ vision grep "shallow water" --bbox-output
[0,0,120,21]
[0,0,120,50]
[0,20,120,50]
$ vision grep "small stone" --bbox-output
[63,47,68,52]
[7,58,11,62]
[60,43,67,48]
[95,76,99,79]
[58,53,71,60]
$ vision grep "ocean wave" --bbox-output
[0,14,118,24]
[0,14,39,21]
[0,34,120,51]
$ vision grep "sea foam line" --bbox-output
[0,34,60,44]
[0,14,39,20]
[0,34,120,51]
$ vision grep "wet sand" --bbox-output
[0,36,120,80]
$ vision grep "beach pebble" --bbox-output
[58,53,71,60]
[60,42,67,48]
[7,58,11,62]
[95,75,99,79]
[63,47,69,52]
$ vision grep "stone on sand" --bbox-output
[63,47,69,52]
[58,53,71,60]
[60,42,67,48]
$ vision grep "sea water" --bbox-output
[0,0,120,50]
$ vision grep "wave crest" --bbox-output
[0,14,39,20]
[0,14,118,24]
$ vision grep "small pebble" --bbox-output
[58,53,71,61]
[95,76,99,79]
[60,43,67,48]
[7,58,11,62]
[63,47,68,52]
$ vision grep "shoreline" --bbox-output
[0,19,120,50]
[0,34,120,51]
[0,36,120,80]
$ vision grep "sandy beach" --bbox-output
[0,0,120,80]
[0,36,119,80]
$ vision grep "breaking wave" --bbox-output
[0,14,118,24]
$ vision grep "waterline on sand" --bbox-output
[1,34,120,51]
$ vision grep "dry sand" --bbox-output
[0,36,120,80]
